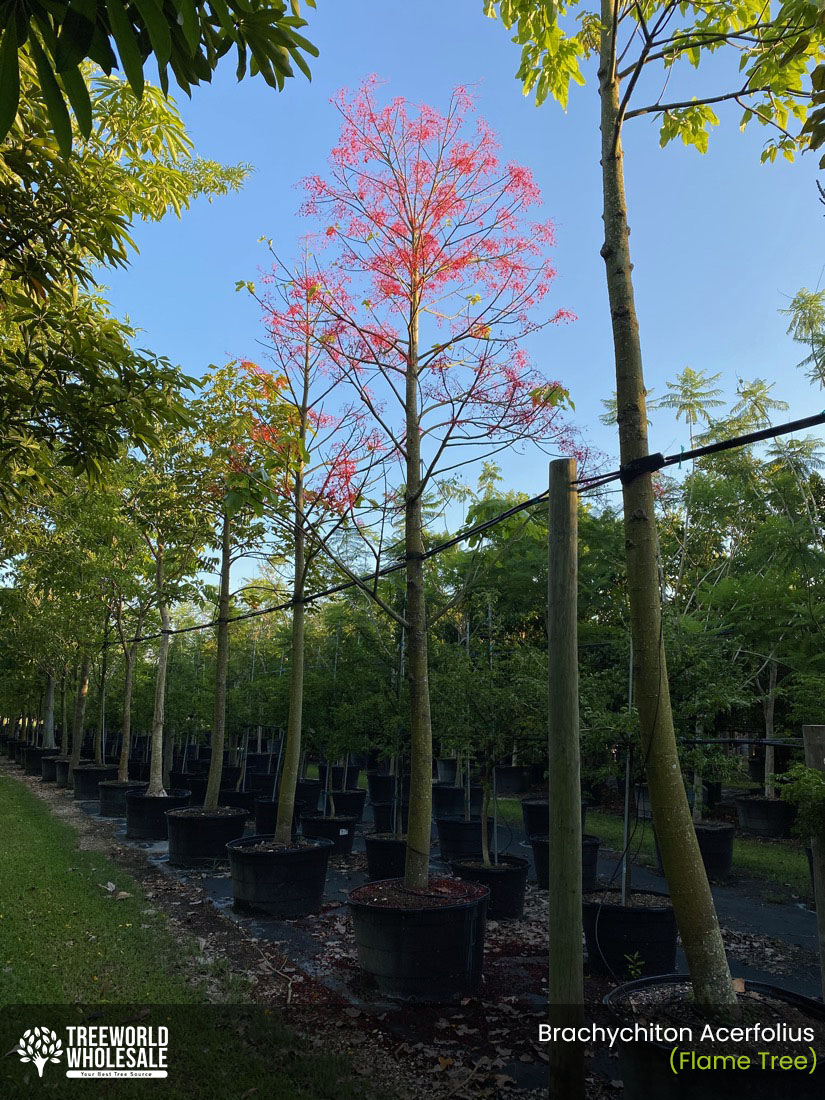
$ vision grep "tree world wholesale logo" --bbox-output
[16,1025,168,1079]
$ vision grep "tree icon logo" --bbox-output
[16,1027,63,1077]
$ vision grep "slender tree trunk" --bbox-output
[42,673,56,750]
[204,512,232,812]
[147,548,171,798]
[94,615,110,764]
[404,300,433,891]
[60,668,69,756]
[118,638,139,783]
[69,656,91,777]
[599,0,735,1007]
[763,659,777,798]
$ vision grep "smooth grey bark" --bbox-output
[117,636,139,783]
[42,673,56,750]
[94,614,110,764]
[60,668,69,756]
[204,511,232,812]
[147,548,171,798]
[69,656,91,777]
[599,0,736,1008]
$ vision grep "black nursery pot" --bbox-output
[217,790,256,813]
[325,788,367,822]
[317,763,346,790]
[530,833,601,892]
[583,889,677,979]
[367,772,396,803]
[364,834,408,881]
[73,764,119,800]
[300,812,358,855]
[166,807,248,866]
[127,759,150,781]
[23,747,54,775]
[248,772,278,796]
[40,753,62,782]
[348,877,489,1001]
[295,778,322,813]
[435,816,494,862]
[604,975,825,1100]
[435,758,458,784]
[520,798,588,837]
[55,757,92,788]
[450,854,529,919]
[227,835,333,918]
[371,801,409,833]
[125,788,192,840]
[655,821,735,879]
[493,765,532,795]
[253,798,305,837]
[99,781,146,817]
[736,795,797,838]
[432,783,483,820]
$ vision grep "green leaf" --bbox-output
[0,23,20,143]
[29,32,73,157]
[131,0,173,68]
[59,64,93,138]
[54,0,98,72]
[106,0,145,97]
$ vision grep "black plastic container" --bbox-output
[450,854,529,919]
[166,807,248,866]
[367,772,396,803]
[604,975,825,1100]
[300,812,358,856]
[493,765,532,795]
[529,833,601,891]
[371,801,409,833]
[23,747,53,775]
[127,759,150,782]
[348,878,489,1001]
[55,757,92,788]
[435,758,458,784]
[125,788,192,840]
[318,763,362,790]
[655,821,735,879]
[364,834,407,880]
[432,783,483,820]
[227,835,333,918]
[248,772,278,795]
[325,788,367,821]
[216,790,255,813]
[435,816,494,862]
[253,798,305,837]
[735,795,796,838]
[99,780,146,817]
[583,889,677,979]
[295,778,322,813]
[40,753,61,782]
[73,764,119,800]
[521,798,588,837]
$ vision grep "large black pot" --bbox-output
[530,833,601,892]
[216,790,255,813]
[604,974,825,1100]
[435,816,494,862]
[248,772,279,795]
[736,795,797,838]
[40,753,62,782]
[253,798,305,837]
[364,834,407,881]
[23,747,54,775]
[73,764,119,800]
[371,801,409,833]
[166,807,248,866]
[99,781,146,817]
[521,798,588,838]
[655,821,735,879]
[125,788,192,840]
[169,772,239,803]
[349,877,488,1001]
[583,889,677,979]
[55,757,92,788]
[493,765,532,795]
[367,772,402,803]
[432,783,483,820]
[227,835,333,918]
[295,778,322,813]
[450,855,529,919]
[435,758,458,784]
[11,739,27,764]
[325,788,367,821]
[127,759,150,781]
[318,763,357,791]
[300,812,358,855]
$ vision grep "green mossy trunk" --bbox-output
[42,673,56,750]
[599,0,736,1009]
[204,512,232,812]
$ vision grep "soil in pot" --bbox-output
[72,764,119,800]
[435,816,494,862]
[655,820,735,879]
[300,812,358,856]
[583,888,676,979]
[348,876,488,1001]
[227,835,333,918]
[604,974,825,1100]
[253,798,305,837]
[450,855,529,919]
[530,833,601,891]
[166,806,248,866]
[325,788,367,822]
[371,801,409,833]
[364,834,408,881]
[98,780,146,817]
[125,789,192,840]
[736,795,797,838]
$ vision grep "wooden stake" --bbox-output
[802,724,825,998]
[547,458,584,1099]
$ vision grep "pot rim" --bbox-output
[348,875,490,914]
[226,834,334,856]
[165,805,250,820]
[583,886,672,913]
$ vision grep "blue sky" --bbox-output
[104,0,825,503]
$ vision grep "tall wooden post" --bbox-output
[802,724,825,998]
[547,458,584,1099]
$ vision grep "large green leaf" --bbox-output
[0,23,20,143]
[105,0,145,97]
[28,32,73,157]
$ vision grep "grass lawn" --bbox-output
[0,772,372,1100]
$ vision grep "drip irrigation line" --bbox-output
[115,408,825,648]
